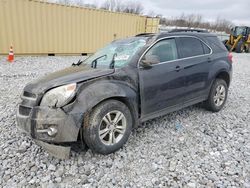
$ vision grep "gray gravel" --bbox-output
[0,54,250,188]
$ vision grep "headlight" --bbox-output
[40,83,76,107]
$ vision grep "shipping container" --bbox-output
[0,0,159,55]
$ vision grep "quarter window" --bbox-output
[202,43,211,54]
[178,37,207,58]
[145,38,178,63]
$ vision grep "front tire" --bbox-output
[83,100,132,154]
[204,79,228,112]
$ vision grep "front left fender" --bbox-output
[69,80,139,128]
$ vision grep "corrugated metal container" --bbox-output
[145,17,160,33]
[0,0,159,55]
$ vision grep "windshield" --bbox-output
[234,27,246,36]
[81,37,148,68]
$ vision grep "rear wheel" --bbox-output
[204,79,228,112]
[83,100,132,154]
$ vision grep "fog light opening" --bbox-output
[37,126,58,137]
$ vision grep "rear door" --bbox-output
[139,38,186,120]
[176,36,212,102]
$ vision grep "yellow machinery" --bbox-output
[224,26,250,53]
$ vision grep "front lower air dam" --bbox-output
[35,140,71,159]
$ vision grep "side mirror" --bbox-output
[140,55,160,68]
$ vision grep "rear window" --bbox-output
[205,36,227,53]
[178,37,208,58]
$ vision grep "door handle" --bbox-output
[208,57,212,63]
[175,65,181,72]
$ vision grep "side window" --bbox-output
[145,38,178,63]
[178,37,204,58]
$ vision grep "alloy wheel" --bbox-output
[99,110,127,145]
[213,84,226,107]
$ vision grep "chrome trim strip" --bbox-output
[137,35,213,68]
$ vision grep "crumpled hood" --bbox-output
[24,65,114,94]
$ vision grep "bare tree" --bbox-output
[147,11,156,17]
[212,16,234,33]
[83,3,97,8]
[57,0,71,5]
[194,14,203,27]
[101,0,117,11]
[101,0,143,15]
[74,0,86,7]
[123,1,143,14]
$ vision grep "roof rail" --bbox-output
[168,29,209,33]
[135,33,154,36]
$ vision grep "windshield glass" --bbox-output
[82,37,148,68]
[235,27,246,36]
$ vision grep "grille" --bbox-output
[19,105,32,116]
[23,91,36,98]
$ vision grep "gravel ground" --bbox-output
[0,54,250,188]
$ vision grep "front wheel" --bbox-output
[83,100,132,154]
[204,79,228,112]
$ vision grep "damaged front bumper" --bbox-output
[35,140,71,159]
[16,105,81,159]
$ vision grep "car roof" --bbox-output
[157,32,217,39]
[136,31,217,40]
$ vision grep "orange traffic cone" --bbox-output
[8,46,14,62]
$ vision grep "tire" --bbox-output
[245,45,250,53]
[83,100,132,154]
[235,41,244,53]
[204,79,228,112]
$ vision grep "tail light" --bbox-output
[228,52,233,63]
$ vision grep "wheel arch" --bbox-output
[71,80,139,129]
[215,71,231,87]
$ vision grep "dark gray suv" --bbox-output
[17,30,233,158]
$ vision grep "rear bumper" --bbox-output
[16,105,81,158]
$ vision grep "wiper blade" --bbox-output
[109,53,117,69]
[72,59,83,66]
[91,55,107,68]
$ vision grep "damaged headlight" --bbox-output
[40,83,76,107]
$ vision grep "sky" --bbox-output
[81,0,250,25]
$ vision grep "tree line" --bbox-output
[49,0,143,15]
[159,14,234,33]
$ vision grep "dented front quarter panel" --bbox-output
[70,65,140,128]
[17,64,140,158]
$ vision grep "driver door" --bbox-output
[139,38,186,121]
